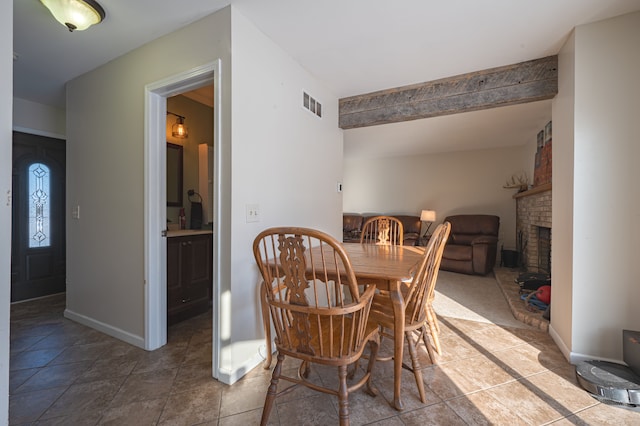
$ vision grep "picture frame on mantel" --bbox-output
[544,120,552,143]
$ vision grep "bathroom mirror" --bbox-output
[166,142,183,207]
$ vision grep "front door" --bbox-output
[11,131,66,302]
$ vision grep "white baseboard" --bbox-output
[569,352,622,364]
[64,308,146,350]
[217,350,267,385]
[548,324,570,361]
[549,323,623,365]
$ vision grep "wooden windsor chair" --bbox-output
[367,222,451,403]
[253,227,380,426]
[360,215,404,246]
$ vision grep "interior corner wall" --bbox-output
[1,2,13,423]
[560,12,640,362]
[222,8,343,380]
[65,8,231,345]
[343,145,531,250]
[550,31,575,358]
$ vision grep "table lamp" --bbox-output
[420,210,436,237]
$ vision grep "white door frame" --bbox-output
[144,60,222,378]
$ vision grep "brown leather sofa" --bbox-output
[342,213,421,246]
[393,215,421,246]
[343,213,365,242]
[440,215,500,275]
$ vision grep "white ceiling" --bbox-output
[13,0,640,157]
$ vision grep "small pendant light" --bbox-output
[168,112,188,139]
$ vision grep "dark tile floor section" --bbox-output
[9,292,640,425]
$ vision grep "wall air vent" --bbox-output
[303,91,322,118]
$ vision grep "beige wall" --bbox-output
[65,8,232,346]
[63,5,344,383]
[552,11,640,362]
[343,145,534,250]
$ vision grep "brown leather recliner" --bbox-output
[440,215,500,275]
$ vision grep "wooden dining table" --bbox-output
[260,242,425,411]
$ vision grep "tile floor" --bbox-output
[9,293,640,425]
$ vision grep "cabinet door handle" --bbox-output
[181,298,191,303]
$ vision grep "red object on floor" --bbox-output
[537,285,551,304]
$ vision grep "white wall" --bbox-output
[556,11,640,362]
[13,98,65,139]
[224,9,343,379]
[343,145,532,249]
[0,4,12,423]
[65,9,232,344]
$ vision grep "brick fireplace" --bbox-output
[514,183,552,272]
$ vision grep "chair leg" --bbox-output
[347,361,358,380]
[426,305,442,355]
[429,305,441,333]
[405,330,427,403]
[365,338,380,397]
[260,353,283,426]
[420,324,437,364]
[300,360,311,379]
[260,283,272,369]
[337,364,350,426]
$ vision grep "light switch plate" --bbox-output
[246,204,260,223]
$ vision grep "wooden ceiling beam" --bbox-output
[339,55,558,129]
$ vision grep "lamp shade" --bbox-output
[420,210,436,222]
[40,0,106,32]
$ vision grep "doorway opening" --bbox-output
[166,88,214,326]
[144,60,222,379]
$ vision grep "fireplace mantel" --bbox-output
[513,183,552,199]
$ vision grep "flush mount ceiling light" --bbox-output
[40,0,106,32]
[167,112,188,139]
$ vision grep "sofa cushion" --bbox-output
[392,215,421,246]
[393,215,421,235]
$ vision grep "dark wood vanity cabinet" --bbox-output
[167,233,212,325]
